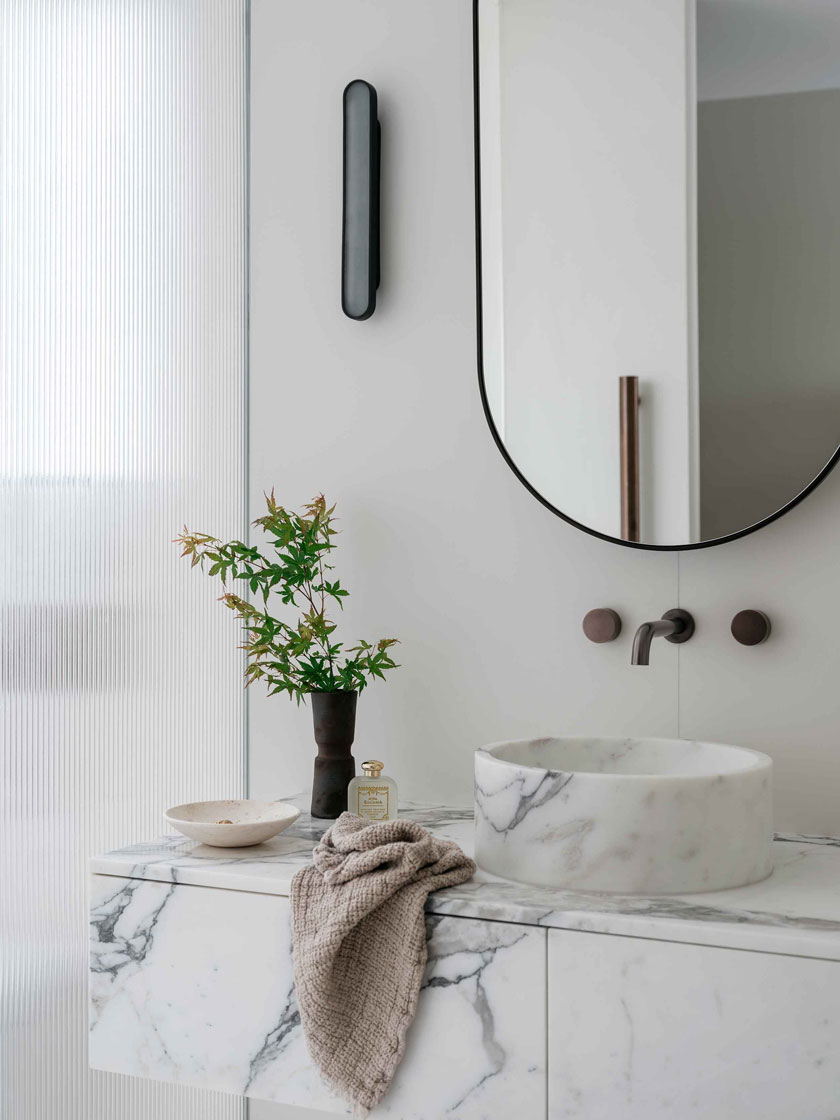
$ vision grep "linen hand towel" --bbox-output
[291,812,476,1115]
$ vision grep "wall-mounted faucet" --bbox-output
[631,609,695,665]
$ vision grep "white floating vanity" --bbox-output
[90,801,840,1119]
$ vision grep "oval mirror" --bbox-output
[475,0,840,549]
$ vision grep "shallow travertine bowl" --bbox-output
[164,799,300,848]
[474,737,773,894]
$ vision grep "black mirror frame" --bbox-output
[472,0,840,551]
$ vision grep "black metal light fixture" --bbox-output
[342,80,380,320]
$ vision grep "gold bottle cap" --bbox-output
[361,760,384,777]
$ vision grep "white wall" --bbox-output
[249,0,678,821]
[249,0,840,900]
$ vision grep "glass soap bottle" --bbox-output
[348,760,398,821]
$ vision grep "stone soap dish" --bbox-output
[164,799,301,848]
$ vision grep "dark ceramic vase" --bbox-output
[310,690,358,819]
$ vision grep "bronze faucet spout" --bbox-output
[631,609,695,665]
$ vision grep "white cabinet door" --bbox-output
[90,875,547,1118]
[548,928,840,1119]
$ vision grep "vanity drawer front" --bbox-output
[89,875,306,1100]
[89,875,546,1118]
[548,928,840,1119]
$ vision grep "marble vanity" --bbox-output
[90,800,840,1119]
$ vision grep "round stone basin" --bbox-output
[474,737,773,894]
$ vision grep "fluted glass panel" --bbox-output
[0,1,247,1118]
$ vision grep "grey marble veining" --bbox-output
[475,737,774,894]
[91,797,840,961]
[89,873,546,1117]
[89,878,176,1005]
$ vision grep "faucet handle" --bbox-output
[731,609,771,645]
[583,608,622,643]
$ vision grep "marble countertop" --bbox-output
[91,798,840,962]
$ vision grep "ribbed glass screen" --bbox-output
[0,1,247,1118]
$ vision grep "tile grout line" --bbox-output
[243,9,252,1120]
[546,927,553,1120]
[676,551,681,739]
[243,0,252,811]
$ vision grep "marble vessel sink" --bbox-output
[474,737,773,894]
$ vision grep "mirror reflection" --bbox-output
[477,0,840,546]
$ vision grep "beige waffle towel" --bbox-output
[291,812,476,1115]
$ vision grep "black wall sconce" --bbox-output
[342,80,380,320]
